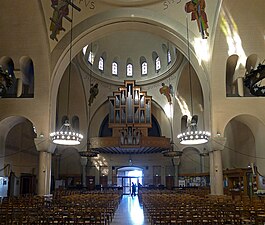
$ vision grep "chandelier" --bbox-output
[50,120,83,145]
[177,128,211,145]
[50,1,83,145]
[177,13,210,145]
[244,63,265,96]
[162,142,182,157]
[0,66,13,97]
[79,143,99,158]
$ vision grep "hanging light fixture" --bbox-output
[162,79,182,157]
[243,62,265,96]
[79,143,98,157]
[79,43,99,158]
[50,1,83,145]
[177,12,210,145]
[0,65,13,97]
[162,141,182,157]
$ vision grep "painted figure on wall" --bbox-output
[50,0,81,41]
[185,0,209,39]
[159,83,173,104]
[50,0,70,41]
[89,83,99,106]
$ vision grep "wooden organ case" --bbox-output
[90,80,170,154]
[109,80,151,147]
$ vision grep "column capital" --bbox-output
[210,137,227,152]
[34,137,56,153]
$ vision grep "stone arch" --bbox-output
[245,54,259,74]
[179,147,201,174]
[223,114,265,175]
[55,60,87,150]
[176,62,205,134]
[49,8,211,144]
[226,54,239,96]
[0,116,38,176]
[19,56,34,98]
[55,146,81,187]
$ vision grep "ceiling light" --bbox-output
[50,1,83,145]
[50,121,83,145]
[177,14,210,145]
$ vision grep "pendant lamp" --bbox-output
[177,13,210,145]
[50,1,83,145]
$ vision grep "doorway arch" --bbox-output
[117,166,143,195]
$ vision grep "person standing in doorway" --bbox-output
[131,182,136,197]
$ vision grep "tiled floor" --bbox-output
[111,195,150,225]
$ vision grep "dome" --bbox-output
[78,30,183,85]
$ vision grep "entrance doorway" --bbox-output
[117,167,143,195]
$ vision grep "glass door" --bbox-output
[122,177,131,194]
[122,176,140,195]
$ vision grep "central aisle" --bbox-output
[111,195,150,225]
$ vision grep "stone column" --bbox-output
[34,137,55,196]
[237,77,244,97]
[108,165,113,186]
[172,157,180,187]
[53,153,61,180]
[38,151,52,196]
[210,137,226,195]
[209,151,215,195]
[80,157,88,188]
[95,164,100,186]
[200,153,205,173]
[161,166,165,186]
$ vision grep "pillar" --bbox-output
[54,153,61,180]
[38,151,52,196]
[209,151,215,194]
[210,137,226,195]
[172,157,180,187]
[80,157,88,188]
[108,165,113,186]
[161,166,165,186]
[200,153,205,173]
[34,137,55,196]
[237,77,244,97]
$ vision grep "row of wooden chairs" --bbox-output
[0,190,122,225]
[140,189,265,224]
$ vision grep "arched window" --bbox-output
[127,63,133,77]
[82,45,88,55]
[19,56,34,98]
[98,57,104,71]
[112,61,118,75]
[167,49,171,64]
[140,56,148,76]
[142,62,147,75]
[155,57,161,72]
[88,51,94,65]
[72,116,80,132]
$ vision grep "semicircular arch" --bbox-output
[49,8,211,139]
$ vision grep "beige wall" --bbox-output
[0,0,265,191]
